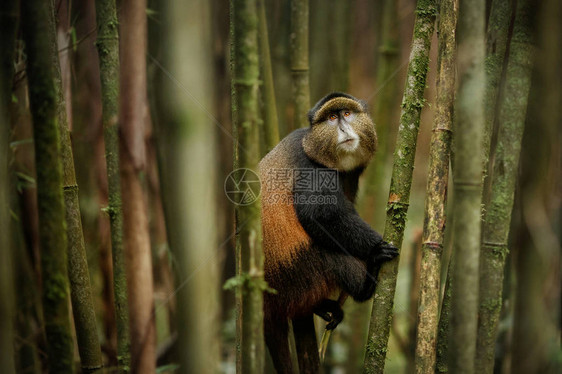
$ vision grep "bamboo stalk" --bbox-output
[21,0,74,371]
[476,0,535,371]
[48,2,104,371]
[359,0,400,226]
[363,1,437,373]
[482,0,512,189]
[155,0,221,372]
[119,0,156,372]
[290,0,310,129]
[231,1,265,372]
[448,0,486,371]
[435,254,454,374]
[95,0,132,371]
[435,1,511,370]
[413,1,457,372]
[257,0,280,153]
[0,1,17,371]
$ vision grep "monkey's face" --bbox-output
[303,96,377,171]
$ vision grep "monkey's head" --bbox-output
[303,92,377,171]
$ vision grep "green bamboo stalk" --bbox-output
[414,1,457,372]
[258,0,280,153]
[363,1,437,373]
[290,0,310,129]
[359,0,400,226]
[228,3,243,373]
[231,1,265,373]
[48,2,104,372]
[475,0,535,371]
[448,0,485,372]
[94,0,131,371]
[511,0,561,368]
[482,0,512,184]
[435,1,511,370]
[156,0,220,372]
[0,2,17,372]
[21,1,74,372]
[327,0,351,92]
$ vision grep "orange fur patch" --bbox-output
[259,143,311,273]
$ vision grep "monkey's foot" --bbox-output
[313,299,344,330]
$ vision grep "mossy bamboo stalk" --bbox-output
[475,0,535,371]
[229,3,243,372]
[290,0,310,129]
[413,1,457,373]
[94,0,131,371]
[482,0,512,183]
[0,93,15,374]
[258,0,280,153]
[231,0,265,372]
[21,1,74,371]
[435,1,511,370]
[363,1,437,373]
[48,2,104,371]
[435,254,453,374]
[0,2,17,372]
[448,0,485,372]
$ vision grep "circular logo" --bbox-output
[224,168,261,206]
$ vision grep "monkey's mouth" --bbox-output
[338,138,359,151]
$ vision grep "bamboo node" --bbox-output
[423,241,443,253]
[233,78,262,86]
[432,126,453,132]
[482,241,506,248]
[482,241,509,257]
[63,184,79,192]
[453,180,481,190]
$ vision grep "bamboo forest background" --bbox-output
[0,0,560,373]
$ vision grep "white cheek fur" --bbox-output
[337,124,360,151]
[336,125,362,170]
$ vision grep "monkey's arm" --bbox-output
[294,187,397,263]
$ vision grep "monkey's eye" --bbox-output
[328,114,338,121]
[343,111,351,117]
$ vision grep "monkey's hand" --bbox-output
[313,299,344,330]
[375,241,399,263]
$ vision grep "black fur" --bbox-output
[263,114,397,374]
[290,129,395,301]
[314,299,344,330]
